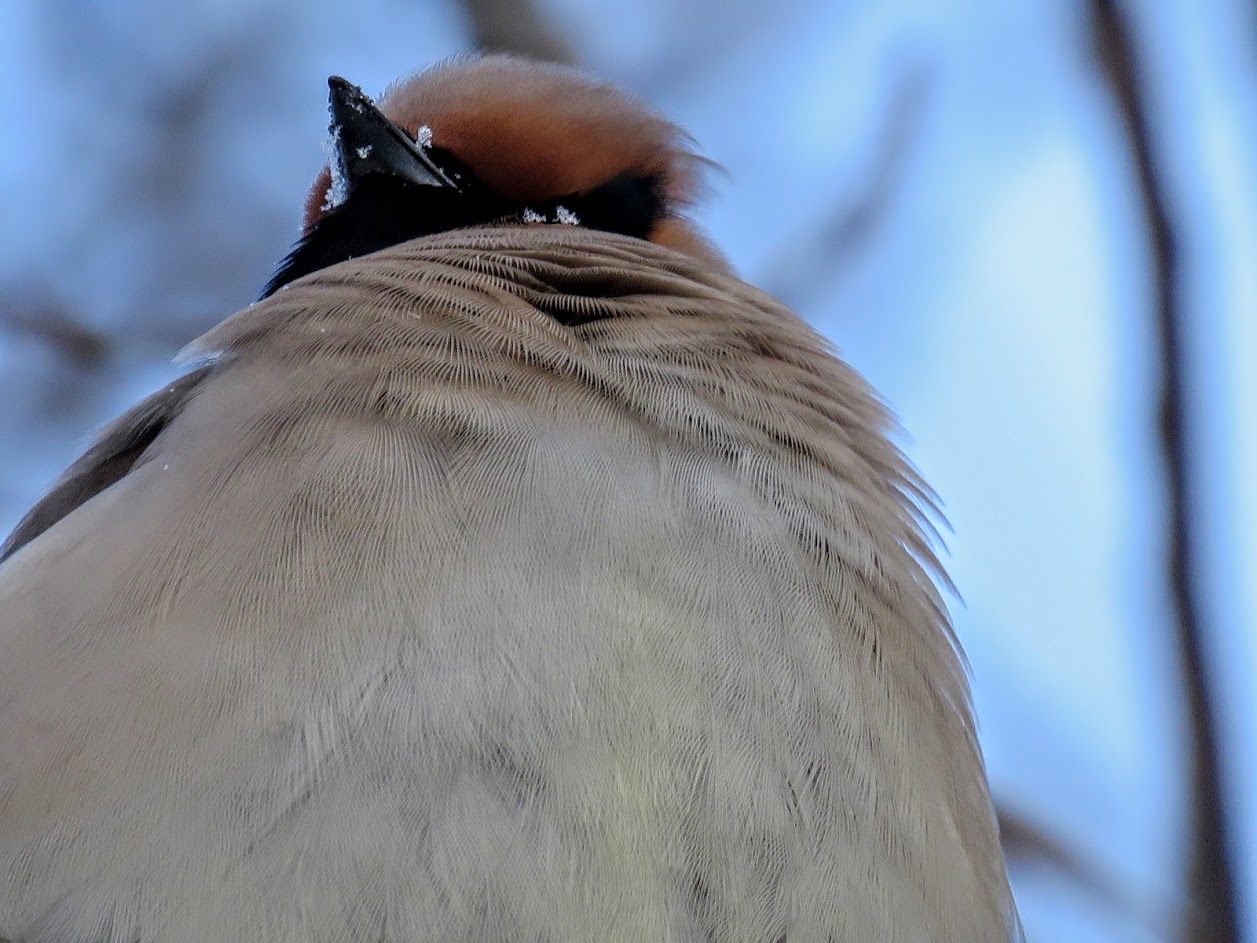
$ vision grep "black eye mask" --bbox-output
[261,77,668,299]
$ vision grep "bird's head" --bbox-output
[263,55,725,297]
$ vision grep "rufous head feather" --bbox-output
[301,54,727,270]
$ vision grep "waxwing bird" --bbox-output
[0,55,1022,943]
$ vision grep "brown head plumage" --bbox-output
[299,55,726,272]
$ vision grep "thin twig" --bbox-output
[460,0,573,64]
[0,306,111,369]
[998,804,1168,937]
[760,60,934,309]
[1087,2,1241,940]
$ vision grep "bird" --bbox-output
[0,55,1022,943]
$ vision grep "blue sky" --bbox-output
[0,1,1252,939]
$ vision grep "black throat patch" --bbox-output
[261,157,668,299]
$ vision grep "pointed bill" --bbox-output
[326,76,460,202]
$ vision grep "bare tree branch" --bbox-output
[460,0,573,64]
[0,306,111,370]
[760,59,934,310]
[1087,2,1241,941]
[998,804,1169,938]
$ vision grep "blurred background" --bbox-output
[1,0,1253,940]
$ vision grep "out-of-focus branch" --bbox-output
[760,60,934,309]
[1087,2,1241,942]
[460,0,573,64]
[1,306,111,370]
[998,804,1168,937]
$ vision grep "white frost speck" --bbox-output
[415,125,433,148]
[321,126,350,210]
[162,464,170,471]
[355,145,372,159]
[555,206,580,225]
[522,208,546,223]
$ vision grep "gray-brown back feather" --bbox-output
[0,227,1019,942]
[0,365,212,564]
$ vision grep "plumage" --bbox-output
[298,56,728,277]
[0,56,1020,943]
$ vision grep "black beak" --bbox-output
[326,76,460,201]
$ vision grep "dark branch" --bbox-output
[998,803,1167,936]
[760,59,934,309]
[460,0,573,64]
[1087,2,1241,941]
[1,305,111,369]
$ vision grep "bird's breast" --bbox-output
[0,228,1011,943]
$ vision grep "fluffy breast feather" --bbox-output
[0,226,1018,943]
